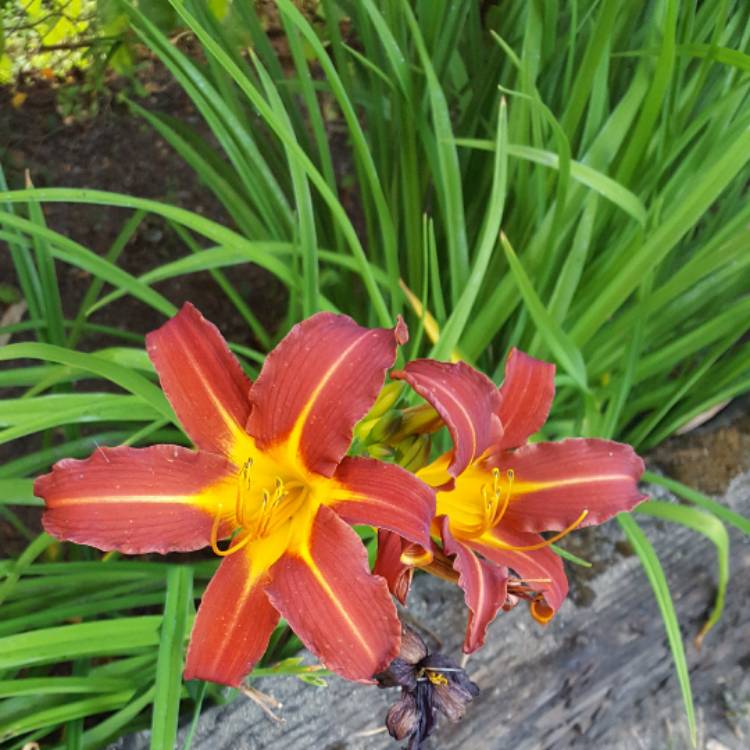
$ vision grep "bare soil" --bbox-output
[0,61,287,349]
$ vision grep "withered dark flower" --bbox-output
[376,626,479,749]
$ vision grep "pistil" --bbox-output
[491,509,589,551]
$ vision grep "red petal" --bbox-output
[247,313,406,477]
[496,348,555,449]
[393,359,502,477]
[266,505,400,681]
[36,445,235,554]
[373,530,413,605]
[184,553,279,687]
[473,528,568,612]
[146,303,252,456]
[327,456,435,547]
[441,518,508,653]
[489,438,646,532]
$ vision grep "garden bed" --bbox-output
[2,3,749,747]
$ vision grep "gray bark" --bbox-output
[112,470,750,750]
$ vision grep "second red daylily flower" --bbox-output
[35,304,435,686]
[376,350,646,652]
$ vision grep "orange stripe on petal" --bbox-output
[394,359,502,478]
[146,303,252,458]
[488,438,646,533]
[184,553,279,687]
[247,313,406,477]
[496,348,555,449]
[36,445,236,554]
[327,456,435,547]
[441,518,508,653]
[266,505,401,682]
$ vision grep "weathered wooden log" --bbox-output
[113,470,750,750]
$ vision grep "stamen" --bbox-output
[492,466,502,495]
[477,468,515,535]
[235,486,243,527]
[481,484,494,530]
[498,509,589,551]
[210,509,223,555]
[236,459,253,527]
[213,532,254,557]
[210,510,254,557]
[242,458,253,481]
[426,670,449,686]
[489,469,514,528]
[257,489,273,538]
[212,469,307,560]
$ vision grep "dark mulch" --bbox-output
[0,60,287,349]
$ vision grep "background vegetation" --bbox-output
[1,1,749,747]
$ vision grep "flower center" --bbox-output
[210,457,311,557]
[416,666,462,685]
[436,466,516,539]
[436,463,589,548]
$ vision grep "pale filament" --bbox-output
[478,465,589,551]
[496,509,589,551]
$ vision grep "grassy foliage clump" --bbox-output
[1,1,749,747]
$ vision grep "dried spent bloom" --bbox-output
[376,626,479,750]
[376,349,646,651]
[35,304,435,686]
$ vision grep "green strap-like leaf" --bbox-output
[150,566,194,750]
[618,513,696,747]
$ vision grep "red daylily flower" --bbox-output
[375,350,646,652]
[35,304,435,686]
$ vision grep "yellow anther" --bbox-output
[478,468,515,534]
[426,670,449,686]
